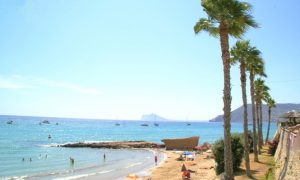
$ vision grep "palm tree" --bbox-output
[246,49,265,162]
[255,78,270,152]
[265,97,276,143]
[230,40,252,177]
[194,1,257,178]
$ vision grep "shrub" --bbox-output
[267,140,278,156]
[232,131,254,152]
[212,135,244,175]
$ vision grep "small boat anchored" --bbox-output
[154,123,159,127]
[42,120,50,124]
[7,120,13,124]
[141,123,149,127]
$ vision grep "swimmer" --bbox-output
[154,155,158,165]
[70,157,75,165]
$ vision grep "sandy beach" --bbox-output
[145,150,216,180]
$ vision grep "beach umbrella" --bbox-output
[280,110,300,118]
[183,152,192,155]
[279,110,300,120]
[279,110,300,126]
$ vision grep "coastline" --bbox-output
[0,118,278,179]
[67,148,166,180]
[3,148,161,180]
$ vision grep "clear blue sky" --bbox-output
[1,0,300,120]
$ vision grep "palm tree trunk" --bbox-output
[256,97,261,154]
[240,61,251,177]
[265,107,271,144]
[219,22,233,180]
[250,72,259,162]
[259,100,263,147]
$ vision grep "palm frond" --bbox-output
[194,18,219,37]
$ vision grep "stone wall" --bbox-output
[274,129,300,180]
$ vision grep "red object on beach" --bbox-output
[182,170,190,179]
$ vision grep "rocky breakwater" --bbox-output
[60,141,165,149]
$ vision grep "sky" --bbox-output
[0,0,300,120]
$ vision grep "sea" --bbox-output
[0,115,277,179]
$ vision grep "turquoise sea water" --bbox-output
[0,115,277,179]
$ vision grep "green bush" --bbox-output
[232,131,254,152]
[212,135,244,175]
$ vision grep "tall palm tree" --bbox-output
[246,49,265,162]
[230,40,252,177]
[255,78,270,152]
[194,1,257,178]
[265,97,276,143]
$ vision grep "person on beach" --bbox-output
[154,155,158,165]
[103,153,106,160]
[70,157,74,166]
[22,158,25,161]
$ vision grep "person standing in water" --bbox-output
[154,154,158,165]
[70,157,75,166]
[103,153,106,161]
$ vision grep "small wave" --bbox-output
[53,169,115,180]
[97,169,115,174]
[53,140,114,147]
[3,175,27,180]
[83,140,113,143]
[39,143,61,147]
[124,162,143,169]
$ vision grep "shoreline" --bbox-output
[4,148,161,180]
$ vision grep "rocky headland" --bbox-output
[60,141,165,149]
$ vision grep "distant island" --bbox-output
[209,103,300,122]
[140,113,170,121]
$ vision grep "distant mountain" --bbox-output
[140,113,170,121]
[209,103,300,122]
